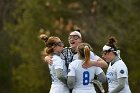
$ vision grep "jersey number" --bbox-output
[83,71,90,85]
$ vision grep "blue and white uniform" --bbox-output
[67,59,104,93]
[72,51,99,62]
[106,59,131,93]
[48,55,70,93]
[61,48,100,68]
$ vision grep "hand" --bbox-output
[44,55,53,64]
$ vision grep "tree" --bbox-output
[1,0,140,93]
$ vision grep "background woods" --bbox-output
[0,0,140,93]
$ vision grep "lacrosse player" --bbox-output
[67,43,106,93]
[67,30,108,68]
[44,30,108,93]
[40,34,70,93]
[45,30,108,68]
[102,36,131,93]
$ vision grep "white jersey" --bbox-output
[73,51,100,61]
[106,60,131,93]
[48,55,69,93]
[67,59,103,93]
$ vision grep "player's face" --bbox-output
[68,35,81,50]
[54,39,64,52]
[68,32,82,50]
[102,52,113,62]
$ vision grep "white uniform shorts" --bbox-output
[49,84,70,93]
[72,87,96,93]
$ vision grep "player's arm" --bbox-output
[92,68,106,93]
[82,51,108,68]
[91,52,108,68]
[67,62,76,89]
[97,72,106,83]
[109,77,125,93]
[91,58,108,68]
[55,68,67,84]
[82,58,108,69]
[67,76,75,89]
[53,56,67,84]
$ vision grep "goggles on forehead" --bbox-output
[68,35,80,40]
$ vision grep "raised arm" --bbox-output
[92,58,108,68]
[82,58,108,69]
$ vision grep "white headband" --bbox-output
[103,45,121,58]
[70,31,81,38]
[103,45,112,51]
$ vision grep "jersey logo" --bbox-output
[120,70,125,74]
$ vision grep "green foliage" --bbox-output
[0,0,140,93]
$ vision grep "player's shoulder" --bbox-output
[90,51,95,55]
[69,59,81,66]
[53,54,60,58]
[52,55,61,61]
[116,59,125,65]
[90,51,99,58]
[71,59,80,64]
[116,59,127,68]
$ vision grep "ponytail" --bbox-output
[83,46,90,66]
[39,32,49,46]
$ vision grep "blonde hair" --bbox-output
[77,43,91,66]
[83,46,90,66]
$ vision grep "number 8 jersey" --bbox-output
[67,59,103,93]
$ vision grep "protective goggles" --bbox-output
[68,35,80,40]
[55,41,64,46]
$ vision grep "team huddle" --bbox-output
[40,30,131,93]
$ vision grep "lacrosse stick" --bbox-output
[61,47,74,68]
[91,80,105,93]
